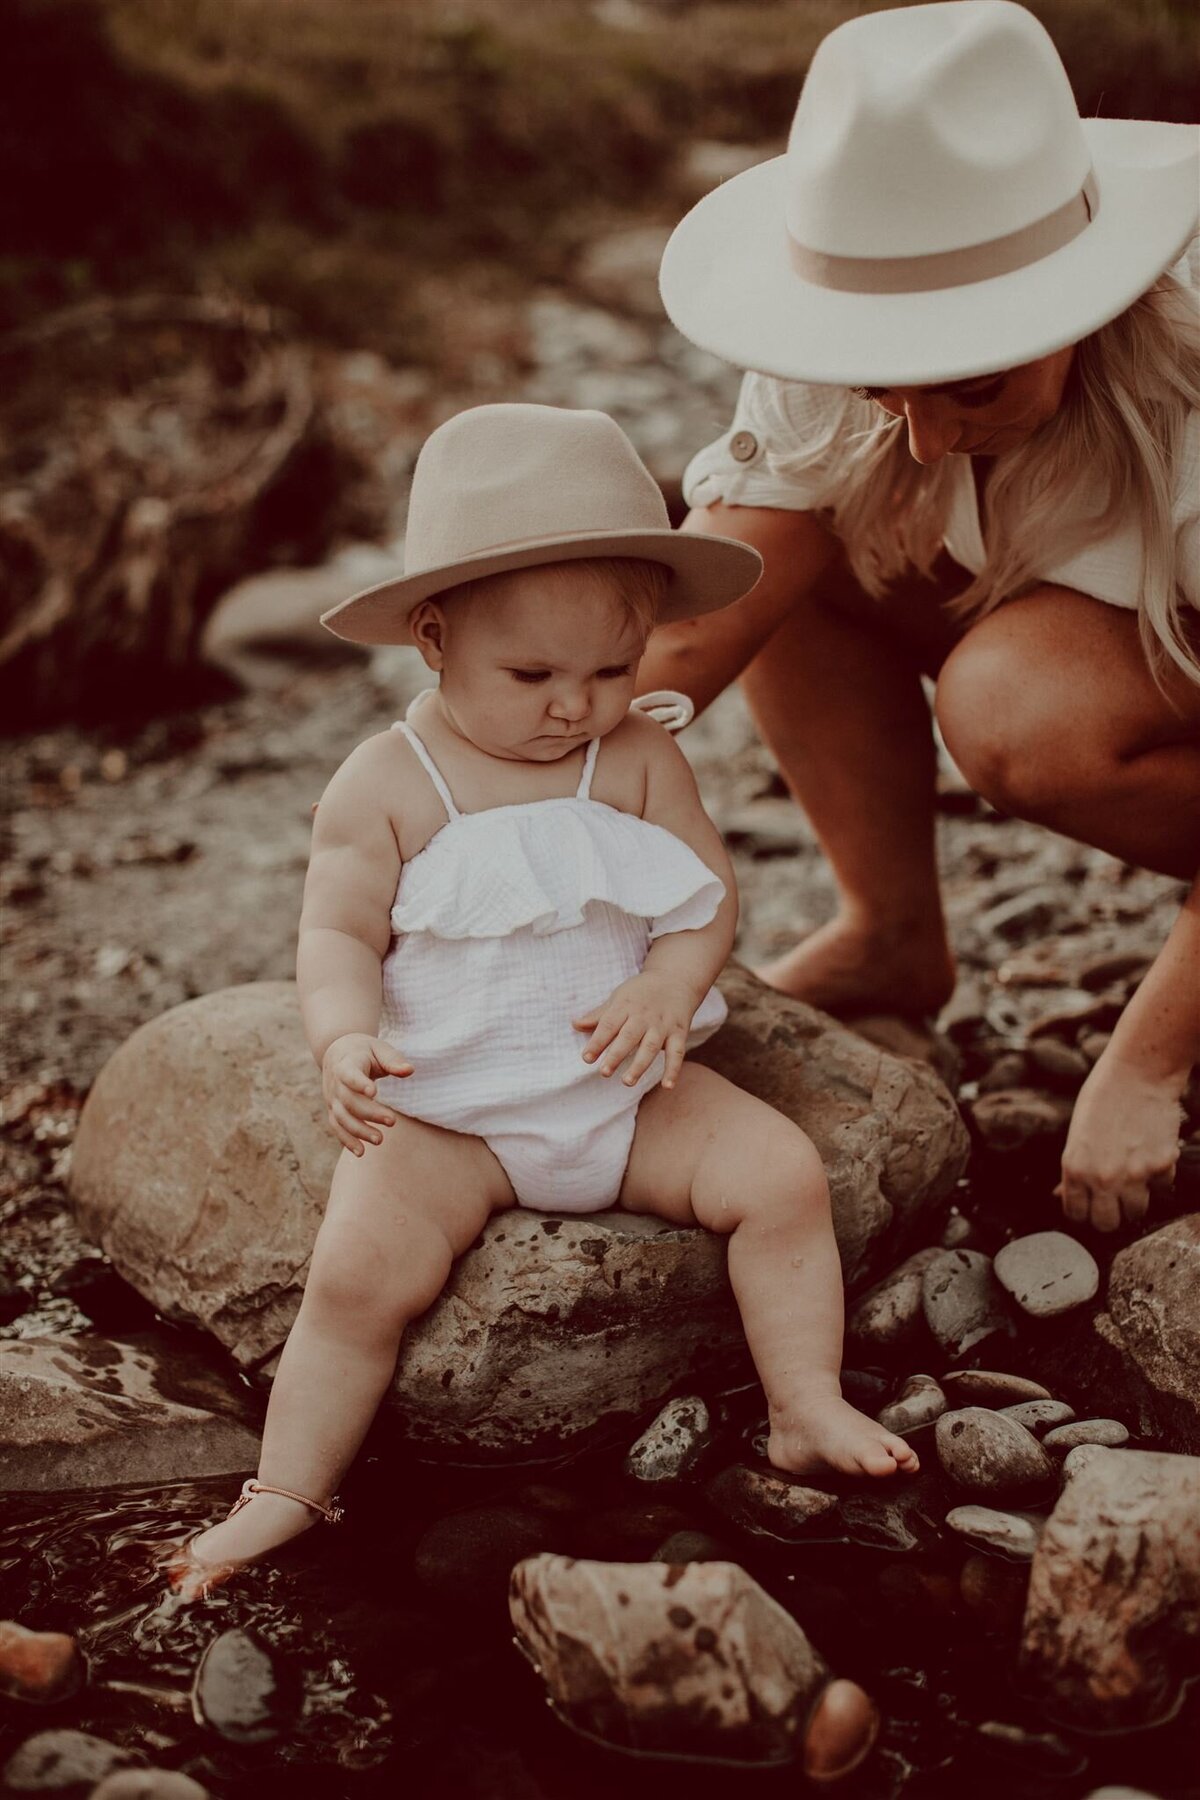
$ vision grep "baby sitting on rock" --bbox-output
[175,404,918,1592]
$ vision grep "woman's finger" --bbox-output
[1088,1188,1123,1233]
[1058,1172,1090,1223]
[1119,1182,1151,1224]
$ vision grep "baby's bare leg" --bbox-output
[621,1065,917,1479]
[187,1116,514,1571]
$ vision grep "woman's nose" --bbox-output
[903,401,960,465]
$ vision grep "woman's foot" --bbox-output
[753,913,956,1018]
[768,1395,920,1480]
[167,1482,336,1599]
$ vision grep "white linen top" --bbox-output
[682,240,1200,612]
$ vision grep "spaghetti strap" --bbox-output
[391,721,460,822]
[576,737,600,800]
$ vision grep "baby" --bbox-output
[178,404,916,1588]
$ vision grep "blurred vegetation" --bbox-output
[2,0,1197,359]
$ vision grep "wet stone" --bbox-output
[935,1408,1055,1498]
[999,1400,1075,1437]
[837,1492,933,1555]
[91,1776,211,1799]
[625,1394,711,1483]
[945,1505,1042,1562]
[803,1679,880,1786]
[572,1498,693,1560]
[974,1720,1083,1778]
[191,1629,298,1746]
[0,1621,83,1705]
[3,1729,139,1791]
[846,1249,943,1355]
[967,1088,1074,1156]
[877,1374,946,1435]
[1042,1418,1130,1454]
[940,1370,1052,1408]
[650,1529,733,1565]
[1023,1039,1091,1092]
[959,1553,1029,1634]
[994,1231,1099,1319]
[921,1251,1013,1360]
[414,1504,572,1606]
[976,1051,1029,1093]
[706,1465,839,1541]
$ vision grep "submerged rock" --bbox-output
[70,977,967,1457]
[191,1629,298,1746]
[91,1776,211,1799]
[0,1623,83,1705]
[0,1337,261,1492]
[993,1231,1099,1318]
[706,1465,839,1540]
[803,1678,880,1785]
[1021,1448,1200,1730]
[3,1730,140,1791]
[509,1555,830,1763]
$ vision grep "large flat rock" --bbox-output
[69,975,967,1457]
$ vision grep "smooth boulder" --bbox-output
[1091,1215,1200,1453]
[70,977,968,1457]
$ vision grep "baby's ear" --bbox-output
[410,599,447,670]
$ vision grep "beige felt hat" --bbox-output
[660,0,1199,387]
[321,404,762,645]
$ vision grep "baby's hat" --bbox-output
[321,403,761,646]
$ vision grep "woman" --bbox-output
[641,0,1200,1234]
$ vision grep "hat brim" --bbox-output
[320,527,763,646]
[659,118,1199,386]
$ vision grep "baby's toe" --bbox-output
[885,1434,919,1472]
[858,1440,900,1477]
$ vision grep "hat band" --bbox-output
[788,169,1098,295]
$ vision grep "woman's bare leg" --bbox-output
[936,586,1200,875]
[620,1064,917,1479]
[185,1116,514,1572]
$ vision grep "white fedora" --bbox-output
[321,403,762,645]
[660,0,1199,387]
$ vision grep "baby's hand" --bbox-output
[573,973,696,1090]
[1056,1053,1184,1232]
[322,1033,412,1156]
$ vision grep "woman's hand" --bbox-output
[1057,1051,1185,1233]
[573,973,698,1090]
[321,1033,412,1156]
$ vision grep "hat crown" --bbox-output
[786,0,1092,259]
[405,404,668,577]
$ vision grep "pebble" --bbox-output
[706,1465,839,1541]
[944,1505,1042,1561]
[968,1089,1074,1155]
[803,1679,880,1785]
[0,1622,83,1705]
[650,1529,733,1565]
[922,1250,1013,1359]
[625,1394,711,1483]
[976,1051,1030,1093]
[846,1249,943,1354]
[3,1730,137,1791]
[999,1400,1075,1437]
[190,1629,298,1746]
[1043,1419,1130,1454]
[91,1776,211,1799]
[935,1408,1055,1497]
[1024,1039,1091,1092]
[1060,1442,1111,1482]
[837,1493,932,1555]
[940,1370,1052,1407]
[877,1374,946,1435]
[976,888,1062,941]
[994,1231,1099,1318]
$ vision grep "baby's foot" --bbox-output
[768,1395,919,1480]
[167,1490,320,1600]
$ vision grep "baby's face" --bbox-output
[427,571,646,762]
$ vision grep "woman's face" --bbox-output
[852,344,1076,464]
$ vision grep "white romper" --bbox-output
[374,706,728,1213]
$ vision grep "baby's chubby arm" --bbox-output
[298,735,412,1155]
[574,716,738,1089]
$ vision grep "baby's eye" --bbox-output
[597,665,632,680]
[509,669,550,684]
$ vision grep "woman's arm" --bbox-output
[1059,874,1200,1231]
[636,504,840,717]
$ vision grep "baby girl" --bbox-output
[178,404,916,1588]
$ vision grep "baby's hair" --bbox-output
[438,556,670,640]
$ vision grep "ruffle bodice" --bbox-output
[392,797,723,939]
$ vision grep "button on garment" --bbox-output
[375,708,728,1212]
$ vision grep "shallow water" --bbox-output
[3,1414,1198,1800]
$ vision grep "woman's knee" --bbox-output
[934,629,1085,815]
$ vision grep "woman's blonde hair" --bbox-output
[771,245,1200,688]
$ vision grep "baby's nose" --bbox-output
[550,685,590,720]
